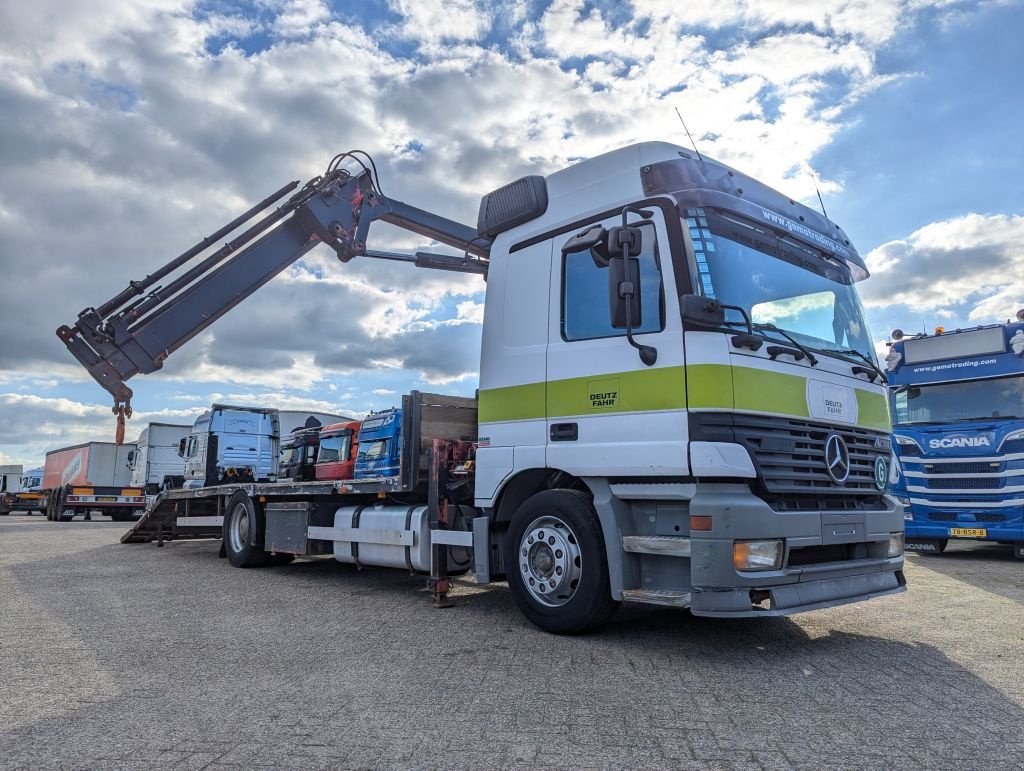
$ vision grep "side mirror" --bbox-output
[680,294,726,327]
[608,256,642,329]
[177,438,187,457]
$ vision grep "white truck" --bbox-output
[179,405,351,488]
[58,143,905,633]
[126,422,193,498]
[0,466,48,515]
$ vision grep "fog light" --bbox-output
[888,532,904,558]
[733,540,784,571]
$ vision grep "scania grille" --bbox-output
[920,461,1001,474]
[927,512,1007,523]
[926,477,1002,490]
[689,412,889,508]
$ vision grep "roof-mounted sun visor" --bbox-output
[477,175,549,238]
[641,156,868,281]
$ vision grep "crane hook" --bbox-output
[114,406,126,445]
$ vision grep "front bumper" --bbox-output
[686,483,906,617]
[691,566,906,617]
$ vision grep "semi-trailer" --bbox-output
[58,143,905,633]
[43,442,144,522]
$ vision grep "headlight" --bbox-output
[888,532,904,558]
[733,540,784,571]
[1000,429,1024,449]
[894,434,921,452]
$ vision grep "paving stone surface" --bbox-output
[1,515,1022,769]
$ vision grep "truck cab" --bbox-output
[181,405,277,488]
[315,421,361,481]
[278,425,322,482]
[887,321,1024,557]
[354,409,402,480]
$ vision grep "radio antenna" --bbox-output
[674,106,703,162]
[809,171,829,220]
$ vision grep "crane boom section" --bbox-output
[57,166,489,419]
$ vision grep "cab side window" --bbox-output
[561,214,664,341]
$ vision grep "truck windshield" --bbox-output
[279,447,300,466]
[892,375,1024,425]
[318,435,351,463]
[685,207,876,362]
[357,439,388,461]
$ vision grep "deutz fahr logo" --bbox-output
[928,436,991,449]
[588,378,620,410]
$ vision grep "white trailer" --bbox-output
[43,442,143,522]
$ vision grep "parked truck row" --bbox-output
[54,143,907,633]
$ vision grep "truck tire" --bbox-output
[222,491,270,568]
[504,489,619,635]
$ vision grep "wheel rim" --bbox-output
[518,514,583,608]
[228,503,250,553]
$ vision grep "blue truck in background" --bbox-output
[354,408,403,480]
[886,317,1024,558]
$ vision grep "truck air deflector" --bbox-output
[477,175,548,238]
[640,156,866,280]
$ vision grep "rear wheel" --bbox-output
[222,491,270,568]
[504,489,619,635]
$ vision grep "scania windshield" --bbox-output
[892,375,1024,425]
[683,207,876,363]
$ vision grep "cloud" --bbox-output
[861,213,1024,321]
[0,0,1011,462]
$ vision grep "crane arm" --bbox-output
[57,157,490,435]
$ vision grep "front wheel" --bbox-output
[504,489,618,635]
[222,491,270,568]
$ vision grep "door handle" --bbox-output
[550,423,578,441]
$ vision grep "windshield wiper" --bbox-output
[833,348,887,384]
[750,323,818,366]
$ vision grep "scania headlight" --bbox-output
[888,532,904,558]
[733,540,784,571]
[894,435,922,452]
[999,429,1024,449]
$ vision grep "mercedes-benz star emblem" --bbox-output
[873,455,889,491]
[824,433,850,484]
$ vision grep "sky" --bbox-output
[1,0,1022,467]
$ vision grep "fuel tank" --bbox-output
[332,504,472,573]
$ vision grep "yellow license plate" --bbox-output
[97,496,117,502]
[950,528,986,537]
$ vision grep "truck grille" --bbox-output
[923,461,1000,474]
[690,413,889,510]
[926,477,1001,490]
[927,512,1006,523]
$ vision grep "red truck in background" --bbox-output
[315,421,361,481]
[43,442,147,522]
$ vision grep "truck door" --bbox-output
[545,202,688,477]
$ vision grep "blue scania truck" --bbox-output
[886,317,1024,557]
